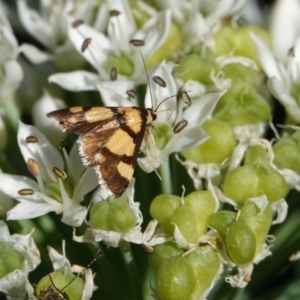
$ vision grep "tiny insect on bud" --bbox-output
[53,167,67,179]
[243,275,251,283]
[59,140,68,149]
[27,158,41,177]
[81,38,92,52]
[181,91,191,106]
[110,67,118,81]
[126,89,136,99]
[26,136,39,143]
[18,189,35,196]
[72,19,84,28]
[110,10,121,17]
[129,39,145,46]
[152,76,166,87]
[173,119,188,133]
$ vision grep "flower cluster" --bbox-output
[1,0,300,299]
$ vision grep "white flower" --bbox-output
[138,62,223,173]
[250,32,300,122]
[0,220,40,298]
[49,0,171,91]
[16,0,95,64]
[0,122,98,226]
[32,91,66,146]
[269,0,300,62]
[156,0,247,49]
[0,8,23,96]
[73,180,145,247]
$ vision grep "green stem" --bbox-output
[119,240,143,300]
[1,93,20,130]
[159,157,172,194]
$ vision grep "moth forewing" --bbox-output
[47,106,157,198]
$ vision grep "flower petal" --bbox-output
[49,71,99,91]
[17,0,55,48]
[18,43,52,64]
[67,19,111,77]
[132,10,171,61]
[249,32,286,82]
[268,76,300,122]
[7,201,55,220]
[17,122,64,181]
[0,173,39,200]
[107,0,136,54]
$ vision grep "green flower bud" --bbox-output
[89,196,137,232]
[214,24,270,67]
[244,145,270,167]
[209,211,256,264]
[239,200,272,255]
[225,221,256,265]
[152,122,173,150]
[150,194,181,235]
[147,22,183,67]
[185,246,221,296]
[256,165,287,203]
[223,164,287,204]
[181,119,236,163]
[156,256,200,300]
[106,54,134,76]
[222,63,258,92]
[36,269,84,300]
[89,200,111,230]
[223,165,259,204]
[214,90,271,126]
[185,191,217,237]
[208,211,236,241]
[152,242,185,271]
[171,206,198,243]
[175,54,220,85]
[0,242,24,278]
[273,132,300,173]
[108,199,137,232]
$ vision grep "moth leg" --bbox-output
[144,125,162,180]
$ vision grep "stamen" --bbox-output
[72,19,84,28]
[173,119,188,133]
[110,67,118,81]
[26,136,39,143]
[59,140,68,149]
[126,89,136,99]
[181,90,191,106]
[27,158,41,177]
[18,189,35,196]
[53,167,67,179]
[152,76,166,87]
[110,10,121,16]
[81,37,92,52]
[129,39,145,46]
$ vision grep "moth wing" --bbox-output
[79,127,146,197]
[47,107,117,134]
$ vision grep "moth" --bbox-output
[47,104,158,197]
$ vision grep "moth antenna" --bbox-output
[59,245,108,293]
[140,51,155,109]
[155,91,184,113]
